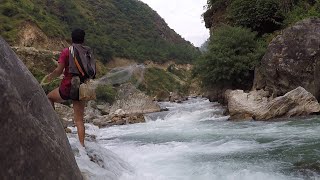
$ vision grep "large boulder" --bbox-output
[110,83,161,114]
[227,87,320,120]
[0,37,83,179]
[253,18,320,100]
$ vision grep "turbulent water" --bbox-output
[69,98,320,180]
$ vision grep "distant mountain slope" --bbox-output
[0,0,200,63]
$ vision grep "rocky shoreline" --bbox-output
[226,87,320,121]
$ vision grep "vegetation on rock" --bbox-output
[197,0,320,89]
[136,67,190,97]
[228,0,284,34]
[96,84,117,104]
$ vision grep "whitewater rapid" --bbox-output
[68,98,320,180]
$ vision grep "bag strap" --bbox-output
[69,46,85,77]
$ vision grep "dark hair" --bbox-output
[71,29,85,44]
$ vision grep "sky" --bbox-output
[139,0,209,47]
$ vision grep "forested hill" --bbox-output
[0,0,200,63]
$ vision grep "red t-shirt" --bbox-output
[58,48,72,78]
[58,48,72,100]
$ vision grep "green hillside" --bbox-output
[0,0,200,63]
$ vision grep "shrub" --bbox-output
[193,25,266,89]
[284,0,320,25]
[2,5,19,17]
[228,0,284,34]
[96,84,117,104]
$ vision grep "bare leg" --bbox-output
[47,88,64,108]
[73,100,86,147]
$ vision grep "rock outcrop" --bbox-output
[92,112,145,128]
[227,87,320,120]
[110,83,161,114]
[253,18,320,100]
[55,102,146,128]
[0,37,83,179]
[204,85,233,104]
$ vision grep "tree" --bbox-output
[228,0,284,34]
[193,25,266,89]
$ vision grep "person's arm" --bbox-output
[46,63,65,82]
[45,48,69,83]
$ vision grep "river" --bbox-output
[68,98,320,180]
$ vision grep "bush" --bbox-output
[193,25,266,89]
[228,0,284,34]
[96,84,117,104]
[284,0,320,25]
[2,5,19,17]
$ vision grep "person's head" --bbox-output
[71,29,85,44]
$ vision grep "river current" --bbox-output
[68,98,320,180]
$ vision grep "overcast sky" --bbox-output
[140,0,209,47]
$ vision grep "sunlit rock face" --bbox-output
[0,37,83,179]
[254,18,320,100]
[227,87,320,120]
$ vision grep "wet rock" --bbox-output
[92,113,145,128]
[227,87,320,120]
[92,116,111,128]
[85,134,97,142]
[293,161,320,178]
[0,37,82,179]
[65,128,72,133]
[254,18,320,100]
[160,107,169,112]
[170,92,187,103]
[127,114,145,124]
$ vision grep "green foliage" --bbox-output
[206,0,229,10]
[228,0,284,34]
[284,0,320,25]
[167,64,190,81]
[96,84,117,104]
[201,0,320,90]
[0,0,200,64]
[139,67,186,96]
[193,25,266,88]
[206,0,320,31]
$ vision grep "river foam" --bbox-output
[70,98,320,180]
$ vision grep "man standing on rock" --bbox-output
[44,29,96,147]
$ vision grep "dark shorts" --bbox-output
[59,77,72,100]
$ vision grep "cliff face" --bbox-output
[203,0,231,30]
[253,18,320,100]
